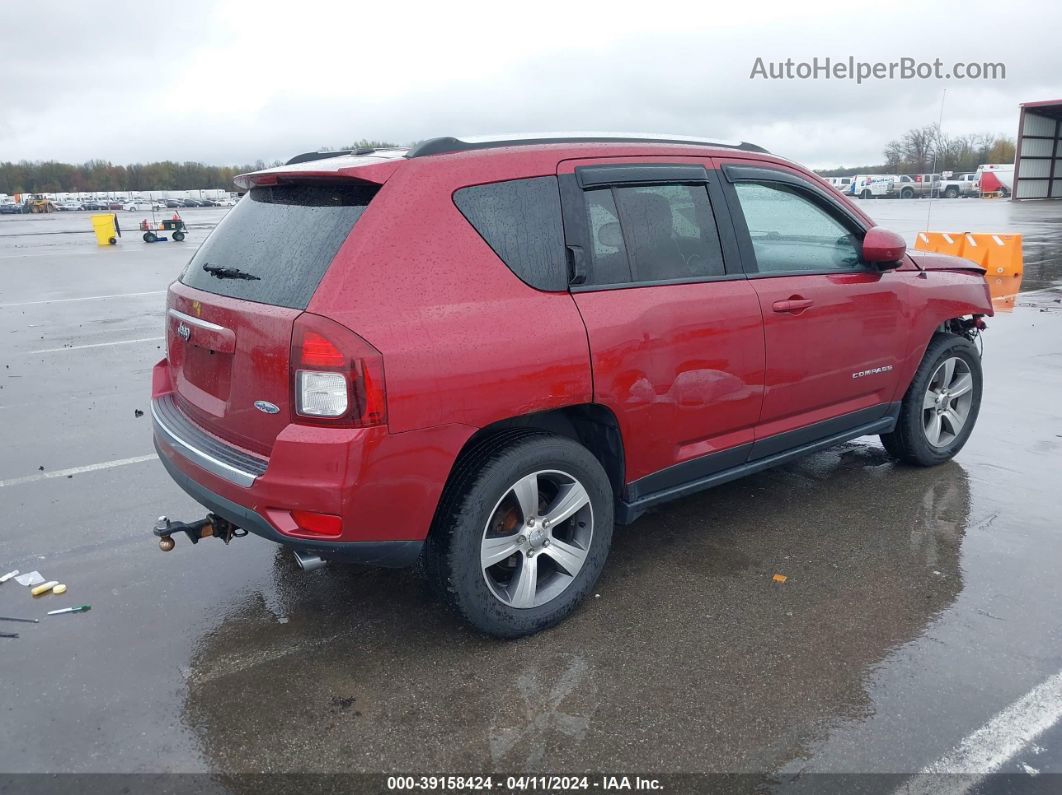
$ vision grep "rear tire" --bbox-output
[945,186,959,198]
[172,231,186,241]
[880,333,982,466]
[427,434,613,638]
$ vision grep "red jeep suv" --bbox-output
[151,134,992,637]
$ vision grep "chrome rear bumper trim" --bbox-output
[151,395,267,488]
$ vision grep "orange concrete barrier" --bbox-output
[914,231,966,258]
[914,231,1023,313]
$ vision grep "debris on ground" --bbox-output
[772,573,788,584]
[134,408,144,418]
[0,632,19,639]
[31,580,60,596]
[0,616,39,624]
[14,571,44,587]
[0,570,19,584]
[47,605,91,616]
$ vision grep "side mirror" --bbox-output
[862,226,906,269]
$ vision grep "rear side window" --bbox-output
[585,188,632,284]
[180,182,377,309]
[453,176,567,291]
[583,184,725,286]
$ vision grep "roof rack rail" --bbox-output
[406,133,768,158]
[285,150,354,166]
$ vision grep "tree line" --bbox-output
[818,124,1015,177]
[6,130,1013,192]
[0,140,401,194]
[0,159,276,194]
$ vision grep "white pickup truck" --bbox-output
[937,173,979,198]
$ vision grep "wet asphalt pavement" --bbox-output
[0,201,1060,791]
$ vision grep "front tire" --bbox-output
[880,333,982,466]
[427,434,613,638]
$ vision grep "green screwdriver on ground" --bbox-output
[47,605,91,616]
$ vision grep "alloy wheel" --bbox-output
[480,469,594,609]
[922,356,974,447]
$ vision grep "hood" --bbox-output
[908,251,986,275]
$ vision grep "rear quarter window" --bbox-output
[180,182,377,309]
[453,176,568,291]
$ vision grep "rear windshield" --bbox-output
[180,182,377,308]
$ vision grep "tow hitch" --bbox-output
[153,514,247,551]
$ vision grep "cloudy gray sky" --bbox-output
[2,0,1059,169]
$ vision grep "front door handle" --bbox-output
[772,296,814,314]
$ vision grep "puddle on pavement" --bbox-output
[180,443,970,775]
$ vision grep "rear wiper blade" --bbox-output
[202,263,260,281]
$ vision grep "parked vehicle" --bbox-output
[824,176,852,191]
[937,173,978,198]
[25,195,57,213]
[181,198,206,208]
[164,199,184,208]
[849,174,897,199]
[887,173,940,199]
[81,200,107,211]
[0,202,27,214]
[150,134,993,637]
[124,200,152,212]
[977,164,1014,197]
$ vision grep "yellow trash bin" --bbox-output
[90,213,121,246]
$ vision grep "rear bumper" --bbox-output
[151,358,476,555]
[155,439,423,567]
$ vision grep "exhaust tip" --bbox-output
[293,549,326,571]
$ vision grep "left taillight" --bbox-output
[291,313,387,427]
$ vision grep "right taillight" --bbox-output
[291,313,387,427]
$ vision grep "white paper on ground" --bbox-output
[14,571,45,587]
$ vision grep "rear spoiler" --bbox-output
[234,156,404,191]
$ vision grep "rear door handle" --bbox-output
[566,245,588,285]
[771,297,814,314]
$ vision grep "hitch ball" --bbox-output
[159,536,175,552]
